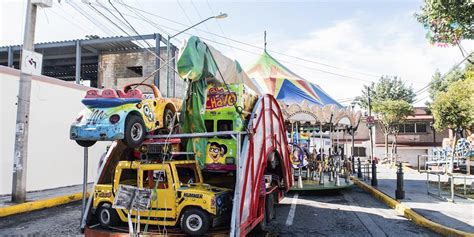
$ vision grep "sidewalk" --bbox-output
[0,184,92,217]
[363,164,474,233]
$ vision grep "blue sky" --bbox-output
[1,0,472,105]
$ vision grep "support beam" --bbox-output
[154,34,161,88]
[75,40,81,84]
[171,45,176,97]
[82,45,99,54]
[7,46,13,67]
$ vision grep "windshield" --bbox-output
[175,164,200,185]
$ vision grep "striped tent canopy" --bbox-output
[247,51,342,107]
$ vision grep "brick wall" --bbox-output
[98,48,184,98]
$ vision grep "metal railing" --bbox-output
[418,154,471,174]
[426,172,474,202]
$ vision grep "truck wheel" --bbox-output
[123,114,146,148]
[163,108,175,132]
[76,140,96,147]
[97,203,119,228]
[180,207,210,235]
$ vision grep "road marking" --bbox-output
[285,193,299,226]
[342,192,387,237]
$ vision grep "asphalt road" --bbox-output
[260,186,440,237]
[0,186,439,236]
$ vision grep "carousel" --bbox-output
[281,101,361,190]
[247,50,362,190]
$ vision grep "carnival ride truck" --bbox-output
[92,159,232,235]
[80,36,292,236]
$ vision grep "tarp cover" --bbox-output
[176,36,260,167]
[247,51,342,107]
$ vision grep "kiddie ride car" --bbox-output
[92,159,232,235]
[70,83,178,148]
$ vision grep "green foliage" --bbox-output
[428,55,473,106]
[431,78,474,131]
[372,100,414,134]
[415,0,474,45]
[357,76,415,109]
[429,66,465,100]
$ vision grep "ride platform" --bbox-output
[290,174,353,191]
[84,225,229,237]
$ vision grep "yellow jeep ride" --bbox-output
[92,160,232,235]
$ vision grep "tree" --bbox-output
[373,100,414,163]
[431,78,474,135]
[357,76,416,161]
[427,55,473,112]
[428,67,464,101]
[358,76,416,109]
[415,0,473,52]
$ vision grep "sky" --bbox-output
[1,0,473,106]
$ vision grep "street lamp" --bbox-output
[165,12,228,97]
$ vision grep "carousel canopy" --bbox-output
[246,51,342,107]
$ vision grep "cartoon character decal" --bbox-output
[207,142,228,164]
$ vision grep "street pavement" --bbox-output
[0,185,438,236]
[0,184,91,207]
[260,186,438,237]
[363,165,474,233]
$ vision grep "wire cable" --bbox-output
[114,1,382,78]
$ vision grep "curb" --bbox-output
[0,192,89,218]
[350,176,474,237]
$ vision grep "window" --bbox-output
[416,123,427,133]
[143,170,168,189]
[205,120,214,133]
[398,123,427,133]
[217,120,233,131]
[119,168,137,186]
[354,147,366,157]
[125,66,143,77]
[175,164,200,184]
[404,124,415,133]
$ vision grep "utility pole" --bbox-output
[12,0,38,203]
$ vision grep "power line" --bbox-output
[413,51,473,98]
[205,0,237,59]
[115,1,382,78]
[91,3,377,83]
[176,0,201,38]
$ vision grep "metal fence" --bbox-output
[358,161,372,181]
[418,155,471,174]
[426,172,474,202]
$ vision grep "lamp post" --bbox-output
[350,101,356,173]
[165,13,228,97]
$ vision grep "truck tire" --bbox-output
[180,207,210,235]
[97,203,119,228]
[76,140,96,147]
[123,114,146,148]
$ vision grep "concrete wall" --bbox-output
[98,49,185,99]
[0,66,108,195]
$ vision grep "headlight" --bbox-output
[109,114,120,124]
[139,145,148,153]
[211,197,216,209]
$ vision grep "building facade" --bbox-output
[351,107,449,167]
[0,34,183,98]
